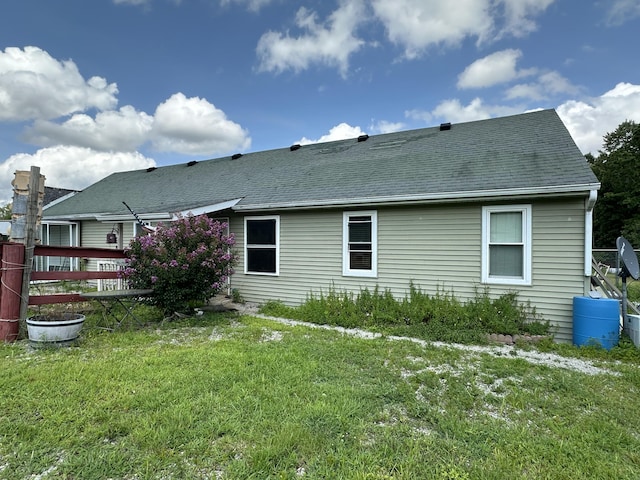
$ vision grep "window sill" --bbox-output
[343,271,377,278]
[483,277,531,287]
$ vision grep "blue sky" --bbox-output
[1,0,639,203]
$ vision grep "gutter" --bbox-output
[233,183,602,212]
[94,213,172,222]
[584,189,598,277]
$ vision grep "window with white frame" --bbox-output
[482,205,532,285]
[39,222,79,271]
[134,221,156,237]
[343,211,377,277]
[245,216,279,275]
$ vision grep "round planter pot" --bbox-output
[26,314,85,346]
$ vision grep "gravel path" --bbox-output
[254,313,621,376]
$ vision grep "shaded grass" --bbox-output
[1,312,640,479]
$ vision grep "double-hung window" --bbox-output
[482,205,531,285]
[343,211,377,277]
[245,216,279,275]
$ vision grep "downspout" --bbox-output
[584,189,598,279]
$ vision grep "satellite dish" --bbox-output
[617,236,640,280]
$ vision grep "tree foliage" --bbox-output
[588,120,640,248]
[0,203,12,220]
[121,214,237,314]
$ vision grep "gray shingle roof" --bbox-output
[44,109,599,220]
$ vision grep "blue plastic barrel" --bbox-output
[573,296,620,350]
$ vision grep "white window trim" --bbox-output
[343,210,378,278]
[481,205,532,286]
[134,220,157,237]
[244,215,280,276]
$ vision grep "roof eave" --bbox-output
[233,183,602,212]
[43,198,243,222]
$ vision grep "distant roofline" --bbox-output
[43,190,79,209]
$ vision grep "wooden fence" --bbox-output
[28,245,126,304]
[0,243,126,341]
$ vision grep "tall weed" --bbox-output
[259,283,550,343]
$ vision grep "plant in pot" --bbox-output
[26,303,85,346]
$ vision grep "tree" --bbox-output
[120,214,237,315]
[0,203,12,220]
[588,120,640,248]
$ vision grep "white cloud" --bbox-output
[298,122,366,145]
[0,146,155,204]
[458,49,528,89]
[24,106,154,152]
[256,0,366,76]
[458,50,579,102]
[370,0,555,59]
[504,84,545,101]
[151,93,251,156]
[557,82,640,155]
[429,98,492,123]
[605,0,640,26]
[219,0,275,12]
[0,46,253,203]
[370,120,405,134]
[372,0,493,58]
[253,0,556,75]
[506,71,580,101]
[496,0,556,38]
[406,98,521,124]
[0,46,118,121]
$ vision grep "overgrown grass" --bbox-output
[627,279,640,302]
[1,312,640,479]
[260,285,549,344]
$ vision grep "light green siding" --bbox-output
[73,198,589,343]
[229,198,589,343]
[80,221,129,273]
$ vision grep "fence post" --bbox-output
[10,166,45,322]
[0,243,26,342]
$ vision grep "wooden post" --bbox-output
[0,243,26,342]
[19,166,43,321]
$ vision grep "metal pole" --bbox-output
[621,271,629,334]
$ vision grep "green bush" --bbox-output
[121,214,237,315]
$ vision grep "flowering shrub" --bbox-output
[120,214,237,314]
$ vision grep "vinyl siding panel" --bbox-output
[80,221,128,273]
[229,198,588,343]
[527,199,587,342]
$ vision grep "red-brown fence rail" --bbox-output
[0,243,125,306]
[0,243,128,342]
[28,245,126,305]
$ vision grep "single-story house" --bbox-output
[43,109,600,342]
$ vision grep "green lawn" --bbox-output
[1,312,640,479]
